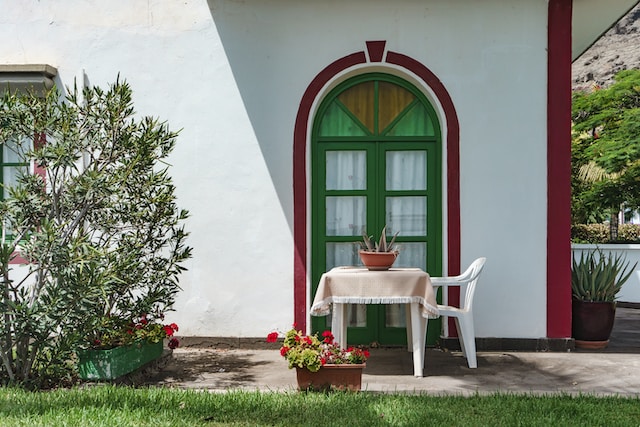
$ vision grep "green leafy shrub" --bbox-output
[0,79,192,388]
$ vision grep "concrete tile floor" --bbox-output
[142,307,640,396]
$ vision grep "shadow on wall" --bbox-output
[205,0,431,231]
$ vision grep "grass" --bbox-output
[1,386,639,426]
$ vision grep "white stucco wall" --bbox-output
[0,0,550,339]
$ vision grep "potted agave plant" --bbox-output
[266,327,369,391]
[359,225,400,271]
[571,249,637,349]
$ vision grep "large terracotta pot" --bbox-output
[572,299,616,349]
[359,250,398,271]
[295,364,365,391]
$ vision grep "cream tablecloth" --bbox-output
[310,267,439,319]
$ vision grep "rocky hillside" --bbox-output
[572,3,640,91]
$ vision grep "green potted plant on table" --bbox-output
[359,225,400,270]
[266,327,369,391]
[571,249,637,349]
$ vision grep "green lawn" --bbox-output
[1,386,638,426]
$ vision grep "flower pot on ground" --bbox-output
[295,363,365,391]
[266,328,369,391]
[359,226,400,271]
[572,300,617,349]
[571,249,636,349]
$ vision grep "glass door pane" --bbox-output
[381,148,431,340]
[386,150,426,191]
[326,151,366,190]
[323,148,372,332]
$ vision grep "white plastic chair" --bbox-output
[430,257,486,368]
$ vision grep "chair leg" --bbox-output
[405,306,413,352]
[452,318,466,358]
[456,316,477,369]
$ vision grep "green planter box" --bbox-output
[78,340,163,380]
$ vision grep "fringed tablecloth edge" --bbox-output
[310,297,439,319]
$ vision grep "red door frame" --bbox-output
[292,41,461,332]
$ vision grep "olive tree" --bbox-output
[0,79,192,388]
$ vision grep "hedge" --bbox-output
[571,223,640,243]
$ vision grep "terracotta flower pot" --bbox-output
[359,250,398,271]
[572,299,616,349]
[295,363,365,391]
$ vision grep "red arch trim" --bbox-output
[293,46,461,330]
[293,51,367,329]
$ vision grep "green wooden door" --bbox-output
[311,73,442,346]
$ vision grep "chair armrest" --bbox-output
[430,277,465,286]
[430,277,467,308]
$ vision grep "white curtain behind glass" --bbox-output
[385,151,427,237]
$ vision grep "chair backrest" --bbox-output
[431,257,486,311]
[458,257,486,311]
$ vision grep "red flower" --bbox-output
[303,336,313,345]
[163,325,175,336]
[320,357,327,366]
[280,346,290,356]
[266,332,279,343]
[169,323,179,332]
[168,338,180,349]
[322,330,334,343]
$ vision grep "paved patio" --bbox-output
[140,307,640,396]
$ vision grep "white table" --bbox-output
[310,267,439,377]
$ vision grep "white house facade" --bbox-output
[1,0,637,349]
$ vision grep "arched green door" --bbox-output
[311,73,443,346]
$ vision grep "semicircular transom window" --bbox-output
[317,80,436,137]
